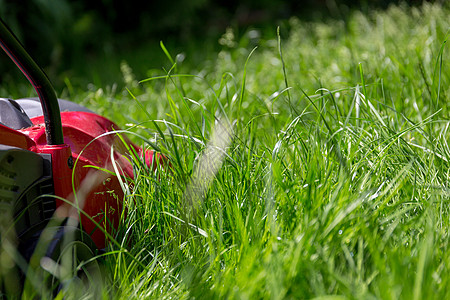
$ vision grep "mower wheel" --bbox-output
[20,225,104,298]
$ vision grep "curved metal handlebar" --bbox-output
[0,19,64,145]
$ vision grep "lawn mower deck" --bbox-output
[0,97,144,249]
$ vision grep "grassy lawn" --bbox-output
[2,2,450,299]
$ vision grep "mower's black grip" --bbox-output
[0,19,64,145]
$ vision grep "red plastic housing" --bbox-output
[1,111,156,249]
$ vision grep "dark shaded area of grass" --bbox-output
[0,0,440,93]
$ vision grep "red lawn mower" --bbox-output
[0,19,155,294]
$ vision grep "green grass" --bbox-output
[2,2,450,299]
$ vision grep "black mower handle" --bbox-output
[0,19,64,145]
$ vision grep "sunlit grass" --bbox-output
[92,3,449,299]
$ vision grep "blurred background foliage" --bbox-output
[0,0,441,91]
